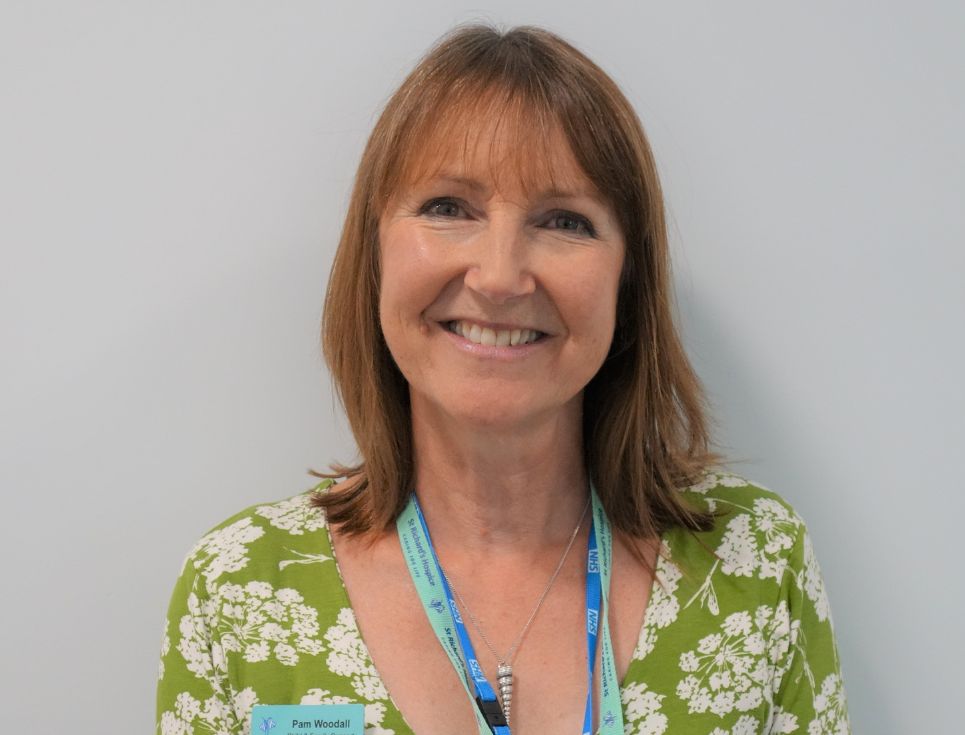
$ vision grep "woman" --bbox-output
[157,24,850,735]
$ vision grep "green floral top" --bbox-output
[156,472,851,735]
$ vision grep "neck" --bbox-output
[409,396,590,561]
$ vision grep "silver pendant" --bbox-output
[497,663,513,724]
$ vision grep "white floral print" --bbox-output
[176,578,325,693]
[158,621,170,681]
[325,607,391,701]
[216,580,325,666]
[717,499,802,582]
[177,589,223,685]
[685,494,807,618]
[707,714,760,735]
[158,687,258,735]
[676,603,797,718]
[807,674,849,735]
[768,706,800,734]
[682,471,753,495]
[633,540,682,660]
[621,681,668,735]
[801,532,831,623]
[184,517,265,582]
[256,493,326,535]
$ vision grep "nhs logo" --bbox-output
[469,659,485,679]
[587,549,600,573]
[448,598,463,623]
[587,609,599,635]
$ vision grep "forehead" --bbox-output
[387,92,605,206]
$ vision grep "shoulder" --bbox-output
[177,478,337,594]
[677,469,801,513]
[658,469,837,626]
[661,469,814,593]
[675,469,808,547]
[165,477,349,673]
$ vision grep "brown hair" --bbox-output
[309,23,725,542]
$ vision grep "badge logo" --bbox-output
[448,597,463,623]
[587,608,599,635]
[588,548,600,573]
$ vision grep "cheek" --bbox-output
[379,229,430,315]
[563,255,623,331]
[378,226,460,344]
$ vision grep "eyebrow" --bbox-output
[431,173,607,206]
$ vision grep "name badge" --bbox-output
[250,704,364,735]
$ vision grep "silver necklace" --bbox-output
[438,496,591,726]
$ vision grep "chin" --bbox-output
[418,391,545,431]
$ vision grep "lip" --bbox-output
[435,320,551,361]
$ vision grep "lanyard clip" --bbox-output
[475,696,508,728]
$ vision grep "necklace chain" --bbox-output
[437,496,591,724]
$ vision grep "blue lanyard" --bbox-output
[410,497,511,734]
[582,512,602,734]
[396,485,624,735]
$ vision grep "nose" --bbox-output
[462,218,536,305]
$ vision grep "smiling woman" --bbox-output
[157,23,851,735]
[315,30,718,543]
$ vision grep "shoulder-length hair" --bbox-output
[309,23,723,540]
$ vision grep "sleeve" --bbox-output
[768,521,852,735]
[156,554,250,735]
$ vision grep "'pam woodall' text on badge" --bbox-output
[250,704,364,735]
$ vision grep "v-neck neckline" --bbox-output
[320,506,671,733]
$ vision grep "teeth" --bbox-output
[449,321,542,347]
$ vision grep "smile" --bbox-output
[445,320,548,347]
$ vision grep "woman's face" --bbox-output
[377,121,625,431]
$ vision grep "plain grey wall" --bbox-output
[2,1,962,732]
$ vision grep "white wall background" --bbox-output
[2,1,962,731]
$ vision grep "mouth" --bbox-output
[442,319,550,347]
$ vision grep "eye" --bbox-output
[419,197,467,219]
[544,210,597,238]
